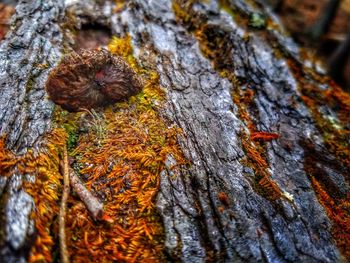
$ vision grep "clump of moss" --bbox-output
[17,34,186,262]
[311,177,350,260]
[249,13,266,29]
[0,137,16,176]
[1,28,187,263]
[53,109,81,152]
[60,35,187,262]
[0,129,68,263]
[26,129,68,262]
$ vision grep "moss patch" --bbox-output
[1,129,67,262]
[1,33,187,262]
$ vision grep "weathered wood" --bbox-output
[0,1,64,262]
[0,0,349,262]
[113,1,348,262]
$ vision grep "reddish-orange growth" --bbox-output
[64,88,186,262]
[287,58,350,259]
[26,129,67,263]
[311,177,350,260]
[241,138,281,201]
[57,35,188,262]
[0,3,14,40]
[218,206,225,213]
[0,129,67,263]
[218,192,230,207]
[242,139,268,168]
[251,132,279,141]
[0,137,16,176]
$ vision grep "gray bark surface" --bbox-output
[0,0,348,262]
[0,1,64,262]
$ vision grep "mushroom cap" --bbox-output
[46,49,142,112]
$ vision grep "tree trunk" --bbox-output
[0,0,349,262]
[0,1,64,262]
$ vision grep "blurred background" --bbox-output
[1,0,349,90]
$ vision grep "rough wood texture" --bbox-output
[0,0,349,262]
[0,1,64,262]
[113,1,348,262]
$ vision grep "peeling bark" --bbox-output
[0,0,349,262]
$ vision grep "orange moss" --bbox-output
[175,0,350,258]
[241,138,281,200]
[250,132,279,141]
[218,192,230,207]
[2,34,186,263]
[26,129,67,263]
[287,59,350,179]
[62,35,187,262]
[0,129,67,263]
[287,57,350,260]
[0,3,14,40]
[310,177,350,260]
[0,137,16,176]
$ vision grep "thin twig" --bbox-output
[59,145,70,263]
[59,158,112,223]
[69,168,104,221]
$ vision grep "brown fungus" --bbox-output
[46,49,142,112]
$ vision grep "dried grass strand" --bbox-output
[59,145,70,263]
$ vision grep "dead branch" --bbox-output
[69,168,104,221]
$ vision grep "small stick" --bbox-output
[59,160,112,223]
[69,168,104,221]
[59,145,70,263]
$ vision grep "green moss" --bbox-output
[249,13,267,29]
[66,128,78,151]
[53,109,80,152]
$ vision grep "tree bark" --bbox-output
[0,0,349,262]
[0,1,64,262]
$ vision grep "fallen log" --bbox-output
[0,0,349,262]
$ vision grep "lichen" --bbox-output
[249,13,267,29]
